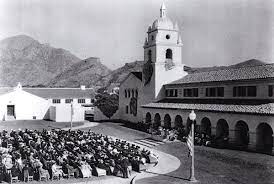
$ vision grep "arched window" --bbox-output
[166,49,172,59]
[128,89,131,98]
[148,50,152,61]
[132,89,134,98]
[135,89,138,98]
[125,89,127,98]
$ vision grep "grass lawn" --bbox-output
[0,120,84,131]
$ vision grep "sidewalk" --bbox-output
[62,121,99,131]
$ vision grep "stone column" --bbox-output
[248,131,257,150]
[211,127,216,136]
[228,129,236,144]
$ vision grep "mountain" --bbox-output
[0,35,81,87]
[48,57,111,88]
[94,60,145,88]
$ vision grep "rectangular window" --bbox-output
[52,99,60,104]
[269,85,273,97]
[178,89,183,96]
[170,89,174,97]
[247,86,256,97]
[174,89,178,97]
[217,87,224,97]
[233,86,257,97]
[210,88,216,97]
[206,87,224,97]
[65,99,73,103]
[78,99,86,103]
[183,88,198,97]
[165,89,178,97]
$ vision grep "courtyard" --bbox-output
[0,120,272,184]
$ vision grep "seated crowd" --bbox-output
[0,129,158,183]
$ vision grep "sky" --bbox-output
[0,0,273,69]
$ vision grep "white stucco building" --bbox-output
[118,3,274,154]
[0,83,94,122]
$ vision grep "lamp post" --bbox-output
[189,110,198,182]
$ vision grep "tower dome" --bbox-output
[152,17,174,30]
[151,2,174,31]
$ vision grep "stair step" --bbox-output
[134,140,154,148]
[145,138,165,145]
[138,139,161,146]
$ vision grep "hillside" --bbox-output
[94,60,145,88]
[48,57,111,88]
[0,35,81,87]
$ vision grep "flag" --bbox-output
[186,129,193,157]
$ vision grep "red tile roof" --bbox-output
[142,102,274,115]
[170,63,274,85]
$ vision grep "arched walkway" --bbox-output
[153,113,161,129]
[235,120,249,147]
[216,119,229,138]
[256,123,273,153]
[164,114,171,129]
[201,117,211,137]
[145,112,152,124]
[174,115,183,129]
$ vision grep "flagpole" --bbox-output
[189,110,198,182]
[70,103,73,129]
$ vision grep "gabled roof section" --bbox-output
[0,87,14,96]
[131,72,142,81]
[0,87,95,99]
[170,63,274,85]
[119,72,142,87]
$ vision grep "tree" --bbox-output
[94,91,119,119]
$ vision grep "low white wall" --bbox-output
[49,106,56,121]
[49,104,85,122]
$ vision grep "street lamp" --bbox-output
[188,110,198,182]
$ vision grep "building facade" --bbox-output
[0,83,94,122]
[118,3,274,154]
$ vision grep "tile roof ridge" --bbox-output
[188,62,273,75]
[24,87,94,89]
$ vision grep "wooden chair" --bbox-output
[38,170,49,181]
[27,175,33,182]
[23,169,34,182]
[52,173,60,180]
[94,168,106,177]
[109,166,115,174]
[9,172,18,184]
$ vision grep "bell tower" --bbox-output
[142,3,187,104]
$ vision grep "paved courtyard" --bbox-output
[86,122,274,184]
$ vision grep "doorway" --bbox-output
[7,105,15,116]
